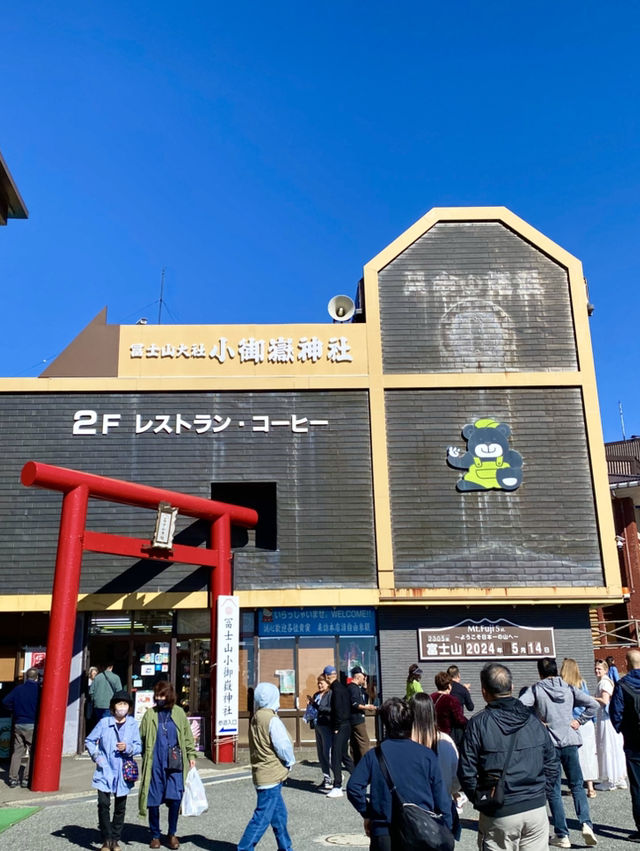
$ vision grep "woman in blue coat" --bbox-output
[85,690,142,851]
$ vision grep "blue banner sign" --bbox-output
[258,607,376,637]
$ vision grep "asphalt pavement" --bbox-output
[0,751,637,850]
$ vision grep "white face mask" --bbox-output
[114,707,128,719]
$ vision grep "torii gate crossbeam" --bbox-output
[20,461,257,793]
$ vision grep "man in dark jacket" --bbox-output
[347,667,375,765]
[459,662,558,850]
[2,667,40,788]
[324,665,354,797]
[610,648,640,843]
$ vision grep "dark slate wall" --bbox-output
[378,221,578,373]
[1,391,376,593]
[385,387,604,586]
[378,605,595,703]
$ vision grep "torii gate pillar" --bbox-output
[21,461,257,792]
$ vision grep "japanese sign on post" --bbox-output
[418,618,555,661]
[216,595,239,738]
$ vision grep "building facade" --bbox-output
[0,206,620,753]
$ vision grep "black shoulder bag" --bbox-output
[473,715,519,814]
[375,746,455,851]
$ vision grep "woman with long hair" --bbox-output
[405,664,423,700]
[347,697,452,850]
[560,658,598,798]
[594,659,627,791]
[411,692,461,837]
[311,673,333,790]
[138,681,197,850]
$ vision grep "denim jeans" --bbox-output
[237,783,293,851]
[548,745,592,837]
[148,800,180,838]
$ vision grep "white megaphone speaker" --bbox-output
[327,294,355,322]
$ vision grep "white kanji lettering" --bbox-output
[153,416,173,433]
[327,336,352,362]
[238,338,265,363]
[146,343,160,358]
[135,415,154,434]
[297,336,323,363]
[212,415,231,432]
[209,337,236,363]
[426,642,439,656]
[193,415,212,433]
[130,343,144,358]
[267,337,294,363]
[252,416,269,432]
[161,344,176,358]
[176,344,191,358]
[191,343,207,358]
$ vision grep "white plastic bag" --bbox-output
[182,766,208,816]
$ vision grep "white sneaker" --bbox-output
[549,836,571,848]
[616,780,628,790]
[582,824,597,846]
[326,786,344,798]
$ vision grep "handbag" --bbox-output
[167,744,183,772]
[375,746,455,851]
[473,715,518,814]
[114,725,139,783]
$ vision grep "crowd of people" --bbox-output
[3,652,640,849]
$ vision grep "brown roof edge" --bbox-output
[0,151,28,222]
[40,308,120,378]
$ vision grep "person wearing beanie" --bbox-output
[85,690,141,851]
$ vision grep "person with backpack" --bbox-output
[519,657,599,847]
[610,648,640,843]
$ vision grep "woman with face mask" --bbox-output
[85,690,141,851]
[138,681,197,850]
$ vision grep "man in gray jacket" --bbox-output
[520,657,599,848]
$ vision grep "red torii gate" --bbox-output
[20,461,258,793]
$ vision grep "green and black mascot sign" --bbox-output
[447,418,523,492]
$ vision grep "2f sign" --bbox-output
[73,410,121,435]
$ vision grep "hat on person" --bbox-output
[323,665,337,676]
[109,690,134,711]
[350,666,363,676]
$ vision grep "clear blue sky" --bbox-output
[2,2,639,441]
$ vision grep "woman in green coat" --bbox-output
[139,682,196,850]
[405,663,424,700]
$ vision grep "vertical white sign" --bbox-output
[216,595,239,737]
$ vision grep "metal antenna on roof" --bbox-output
[158,267,165,325]
[619,401,627,441]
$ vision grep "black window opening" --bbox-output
[211,482,277,551]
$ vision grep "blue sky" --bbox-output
[2,2,639,441]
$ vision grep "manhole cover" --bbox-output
[323,834,369,847]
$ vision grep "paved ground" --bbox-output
[0,752,637,849]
